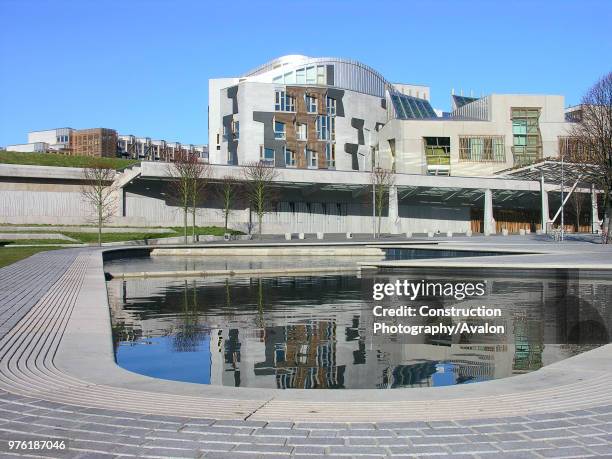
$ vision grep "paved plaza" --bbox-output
[0,239,611,458]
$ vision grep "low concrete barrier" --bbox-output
[150,246,385,256]
[108,265,360,279]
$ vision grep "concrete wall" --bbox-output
[0,175,471,233]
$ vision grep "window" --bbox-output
[296,68,305,84]
[275,90,295,112]
[260,146,275,166]
[316,115,330,140]
[305,95,317,113]
[232,120,239,140]
[459,136,505,162]
[511,108,541,166]
[306,66,316,84]
[285,148,296,167]
[424,137,451,175]
[274,121,286,139]
[296,123,307,141]
[325,143,336,168]
[326,96,336,116]
[316,65,326,85]
[306,148,317,168]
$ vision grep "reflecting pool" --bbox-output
[107,270,611,389]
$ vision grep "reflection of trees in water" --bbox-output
[172,280,209,352]
[111,321,143,354]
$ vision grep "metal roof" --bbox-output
[496,159,597,186]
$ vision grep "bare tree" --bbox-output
[371,166,395,237]
[242,161,278,236]
[189,161,211,242]
[81,160,117,246]
[567,192,587,232]
[568,72,612,243]
[167,151,206,244]
[216,175,242,232]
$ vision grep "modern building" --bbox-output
[0,55,603,234]
[70,128,118,157]
[208,55,575,178]
[6,127,74,153]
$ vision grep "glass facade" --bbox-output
[511,108,542,166]
[391,93,437,119]
[273,64,327,85]
[459,136,505,162]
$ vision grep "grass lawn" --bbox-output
[0,246,61,269]
[62,232,174,243]
[0,239,80,245]
[0,226,242,245]
[0,150,138,170]
[171,226,244,236]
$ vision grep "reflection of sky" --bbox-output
[109,272,612,389]
[117,336,212,384]
[432,363,456,387]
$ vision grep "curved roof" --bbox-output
[242,55,391,98]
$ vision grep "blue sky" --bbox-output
[1,0,611,146]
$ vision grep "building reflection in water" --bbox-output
[107,270,611,389]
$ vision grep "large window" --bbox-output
[274,121,286,139]
[325,143,336,168]
[316,115,334,141]
[231,120,239,140]
[296,123,307,141]
[424,137,451,175]
[511,108,541,166]
[305,95,317,113]
[260,146,275,166]
[326,96,336,115]
[275,90,295,112]
[285,148,296,167]
[459,136,505,162]
[306,149,317,168]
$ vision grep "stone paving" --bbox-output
[0,245,611,457]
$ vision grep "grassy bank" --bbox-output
[0,239,78,246]
[0,150,138,170]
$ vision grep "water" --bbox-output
[104,247,509,274]
[107,269,611,389]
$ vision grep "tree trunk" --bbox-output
[224,210,228,232]
[98,211,102,247]
[192,206,196,244]
[184,209,188,245]
[604,198,612,244]
[258,213,263,235]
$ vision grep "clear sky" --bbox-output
[1,0,611,147]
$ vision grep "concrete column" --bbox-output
[387,185,400,234]
[541,174,549,233]
[483,189,495,235]
[591,183,600,233]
